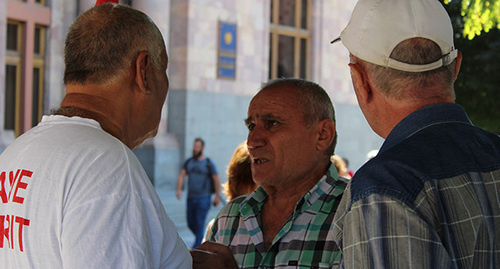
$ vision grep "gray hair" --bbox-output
[356,38,456,102]
[64,3,165,84]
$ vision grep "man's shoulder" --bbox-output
[348,146,429,209]
[183,156,212,164]
[205,157,216,166]
[182,157,194,168]
[218,190,262,216]
[349,123,500,208]
[215,195,246,221]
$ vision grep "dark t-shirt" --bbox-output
[183,157,218,199]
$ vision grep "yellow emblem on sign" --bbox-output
[224,32,233,45]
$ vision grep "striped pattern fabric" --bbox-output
[333,103,500,268]
[208,164,349,268]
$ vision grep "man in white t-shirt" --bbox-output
[0,3,191,268]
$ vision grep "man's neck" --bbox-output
[260,188,305,251]
[57,92,127,147]
[194,154,205,160]
[260,161,329,250]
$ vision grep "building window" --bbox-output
[4,20,47,135]
[5,65,19,131]
[5,21,22,133]
[32,25,46,127]
[6,23,19,51]
[269,0,311,79]
[4,1,50,136]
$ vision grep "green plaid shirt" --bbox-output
[207,164,348,268]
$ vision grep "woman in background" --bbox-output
[204,141,258,241]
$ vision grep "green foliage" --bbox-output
[443,0,500,134]
[444,0,500,39]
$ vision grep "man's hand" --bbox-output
[212,194,221,207]
[176,189,182,200]
[190,242,238,269]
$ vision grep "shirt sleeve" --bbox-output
[208,158,218,175]
[336,193,455,269]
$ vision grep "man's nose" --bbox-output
[247,125,266,150]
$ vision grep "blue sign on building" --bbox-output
[218,22,237,79]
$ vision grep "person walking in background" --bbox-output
[331,0,500,267]
[191,78,349,268]
[176,137,221,248]
[0,3,191,268]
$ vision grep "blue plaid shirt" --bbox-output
[333,103,500,268]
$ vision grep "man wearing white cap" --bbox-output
[331,0,500,268]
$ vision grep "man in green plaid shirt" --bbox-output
[191,78,349,268]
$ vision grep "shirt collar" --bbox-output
[240,164,342,218]
[380,103,472,154]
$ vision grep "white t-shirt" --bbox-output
[0,115,191,268]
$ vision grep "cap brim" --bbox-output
[330,37,341,44]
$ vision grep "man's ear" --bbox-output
[349,62,373,104]
[453,51,462,81]
[135,51,151,93]
[316,119,335,151]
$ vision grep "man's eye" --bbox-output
[247,124,255,131]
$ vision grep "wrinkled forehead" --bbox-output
[247,86,304,119]
[250,87,292,107]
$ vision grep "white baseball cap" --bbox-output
[332,0,458,72]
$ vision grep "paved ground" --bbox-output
[156,188,226,248]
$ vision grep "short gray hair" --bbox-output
[357,38,456,101]
[64,4,165,84]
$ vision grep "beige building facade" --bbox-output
[0,0,382,189]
